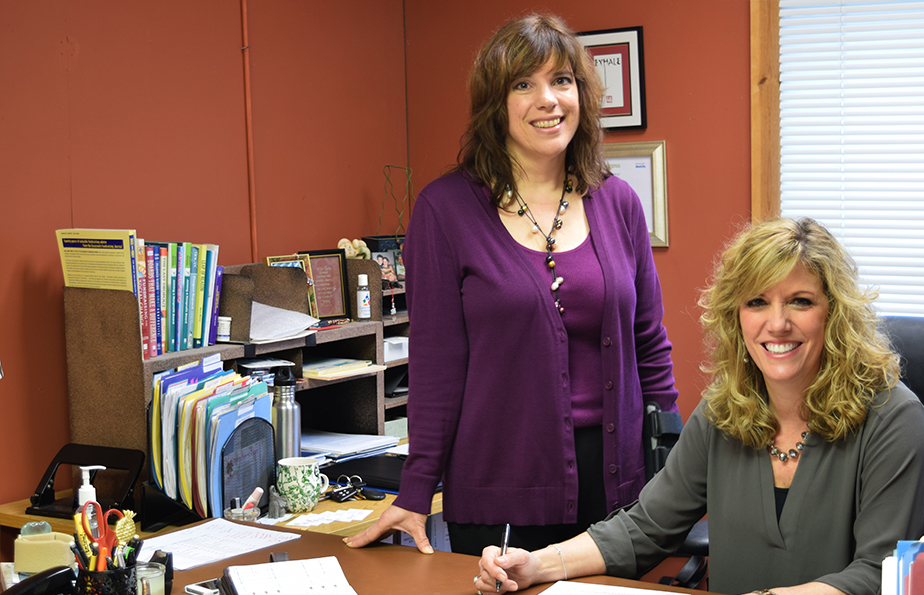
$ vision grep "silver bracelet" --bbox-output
[753,590,777,595]
[551,544,568,580]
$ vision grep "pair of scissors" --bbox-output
[81,500,123,570]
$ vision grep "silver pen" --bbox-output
[497,523,511,592]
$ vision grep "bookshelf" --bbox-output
[63,258,405,487]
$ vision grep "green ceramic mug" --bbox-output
[276,457,330,513]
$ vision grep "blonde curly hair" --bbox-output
[698,217,899,448]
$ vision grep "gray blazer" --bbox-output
[588,383,924,595]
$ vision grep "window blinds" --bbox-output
[779,0,924,316]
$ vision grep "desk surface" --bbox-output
[2,498,708,594]
[175,521,705,595]
[0,491,442,540]
[0,493,165,539]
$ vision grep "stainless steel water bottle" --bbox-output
[272,366,300,461]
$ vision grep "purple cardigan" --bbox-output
[393,171,678,526]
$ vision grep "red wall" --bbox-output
[0,0,750,560]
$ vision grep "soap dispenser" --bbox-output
[78,465,106,507]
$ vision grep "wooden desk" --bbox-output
[0,493,159,540]
[174,521,709,595]
[0,491,442,540]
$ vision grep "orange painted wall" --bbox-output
[0,0,751,561]
[404,0,753,420]
[0,0,407,557]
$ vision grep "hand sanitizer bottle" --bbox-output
[356,274,371,319]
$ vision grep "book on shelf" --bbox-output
[192,244,208,348]
[146,243,159,358]
[177,241,191,350]
[207,265,223,346]
[147,241,174,354]
[302,358,384,379]
[136,238,150,359]
[185,244,200,351]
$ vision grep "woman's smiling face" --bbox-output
[739,264,829,397]
[505,59,579,166]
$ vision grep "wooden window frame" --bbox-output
[750,0,780,222]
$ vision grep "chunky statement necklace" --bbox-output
[768,431,809,462]
[507,178,573,315]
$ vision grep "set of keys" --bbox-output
[325,475,386,502]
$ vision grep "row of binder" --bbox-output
[148,352,273,518]
[884,539,924,595]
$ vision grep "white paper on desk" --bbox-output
[300,430,399,457]
[385,443,409,456]
[225,556,357,595]
[249,301,318,343]
[541,581,681,595]
[138,519,300,571]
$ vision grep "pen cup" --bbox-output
[136,562,165,595]
[77,565,137,595]
[223,506,260,522]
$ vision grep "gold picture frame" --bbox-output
[603,140,668,247]
[264,253,319,318]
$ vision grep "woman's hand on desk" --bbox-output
[342,504,434,554]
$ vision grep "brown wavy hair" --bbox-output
[455,14,610,207]
[698,217,900,448]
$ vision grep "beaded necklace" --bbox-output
[507,178,574,314]
[768,431,809,462]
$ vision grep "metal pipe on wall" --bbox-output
[240,0,258,262]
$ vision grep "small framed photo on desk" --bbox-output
[373,251,401,283]
[299,249,350,321]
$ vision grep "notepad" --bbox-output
[223,556,357,595]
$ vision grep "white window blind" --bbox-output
[779,0,924,316]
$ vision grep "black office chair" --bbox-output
[880,315,924,403]
[643,402,708,589]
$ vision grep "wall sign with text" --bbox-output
[578,26,646,130]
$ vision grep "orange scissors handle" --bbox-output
[81,501,123,570]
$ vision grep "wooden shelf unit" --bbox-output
[63,259,409,484]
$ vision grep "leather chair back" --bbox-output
[881,316,924,402]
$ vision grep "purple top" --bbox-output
[523,236,605,428]
[394,171,678,526]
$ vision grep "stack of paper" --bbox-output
[249,302,318,344]
[302,358,385,379]
[300,430,399,461]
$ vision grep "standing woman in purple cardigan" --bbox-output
[345,13,678,557]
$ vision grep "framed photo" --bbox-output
[393,249,405,281]
[297,249,350,320]
[577,27,646,130]
[372,251,401,283]
[265,253,319,318]
[604,140,668,247]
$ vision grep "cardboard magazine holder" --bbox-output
[219,264,311,343]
